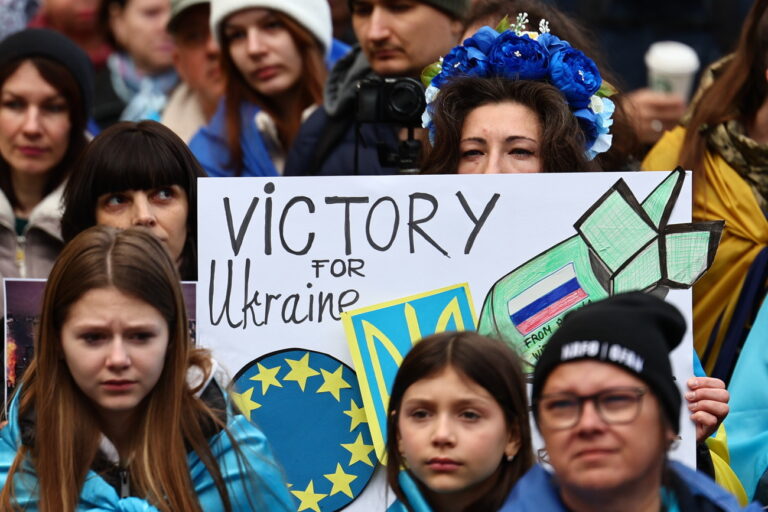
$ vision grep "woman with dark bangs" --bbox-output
[189,0,348,177]
[0,29,91,290]
[62,121,203,280]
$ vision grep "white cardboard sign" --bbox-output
[197,172,698,511]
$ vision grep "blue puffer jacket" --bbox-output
[499,462,762,512]
[0,383,294,511]
[189,100,279,178]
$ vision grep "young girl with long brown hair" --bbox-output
[385,331,534,512]
[189,0,348,177]
[0,226,293,511]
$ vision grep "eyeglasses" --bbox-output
[536,386,647,430]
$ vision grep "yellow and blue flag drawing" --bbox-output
[342,284,476,460]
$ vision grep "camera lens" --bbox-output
[386,79,426,124]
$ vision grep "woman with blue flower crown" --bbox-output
[420,13,614,175]
[383,14,749,512]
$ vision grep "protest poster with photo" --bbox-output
[197,170,716,511]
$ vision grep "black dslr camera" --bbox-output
[356,76,426,126]
[355,77,426,173]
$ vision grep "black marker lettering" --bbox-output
[365,196,399,251]
[456,191,500,254]
[279,196,316,255]
[325,196,370,255]
[223,197,258,257]
[408,193,448,257]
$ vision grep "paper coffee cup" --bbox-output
[645,41,700,100]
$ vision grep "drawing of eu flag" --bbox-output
[479,169,723,370]
[233,350,376,512]
[342,284,476,461]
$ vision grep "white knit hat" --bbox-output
[210,0,332,55]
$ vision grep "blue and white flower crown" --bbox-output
[421,13,615,160]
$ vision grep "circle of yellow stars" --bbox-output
[232,352,376,512]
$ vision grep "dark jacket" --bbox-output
[283,46,401,176]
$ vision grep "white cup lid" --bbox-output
[644,41,700,74]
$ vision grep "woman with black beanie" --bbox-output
[0,28,93,303]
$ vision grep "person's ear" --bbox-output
[109,3,127,46]
[505,433,521,461]
[449,18,463,42]
[665,425,680,450]
[172,48,188,83]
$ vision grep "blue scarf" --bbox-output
[107,52,178,122]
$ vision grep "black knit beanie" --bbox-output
[531,292,685,433]
[349,0,469,19]
[0,28,94,116]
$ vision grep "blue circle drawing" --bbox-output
[233,349,377,512]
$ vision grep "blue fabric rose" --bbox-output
[548,47,601,108]
[488,32,549,80]
[574,107,598,149]
[422,26,615,160]
[585,97,615,159]
[536,32,570,53]
[593,96,615,136]
[431,44,491,88]
[464,26,499,54]
[431,46,465,87]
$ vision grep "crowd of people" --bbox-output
[0,0,767,509]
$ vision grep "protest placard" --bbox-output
[197,171,710,511]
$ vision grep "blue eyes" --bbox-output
[155,188,173,200]
[105,195,126,206]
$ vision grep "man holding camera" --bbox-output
[284,0,467,176]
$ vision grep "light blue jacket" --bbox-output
[499,462,761,512]
[725,293,768,500]
[0,389,294,511]
[388,462,759,512]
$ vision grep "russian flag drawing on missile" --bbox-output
[507,263,588,335]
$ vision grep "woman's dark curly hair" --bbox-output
[422,76,598,173]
